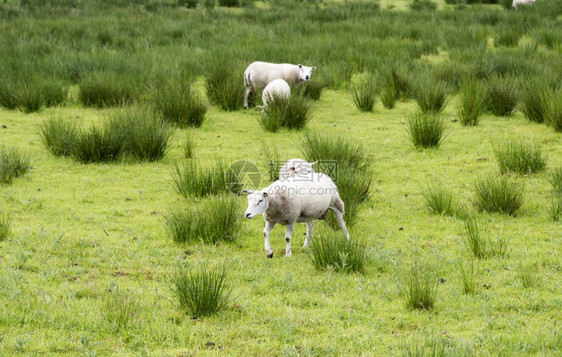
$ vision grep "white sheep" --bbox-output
[261,79,291,108]
[512,0,535,8]
[243,61,316,109]
[243,173,349,258]
[278,158,316,181]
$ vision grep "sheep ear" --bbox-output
[242,189,255,194]
[262,192,268,197]
[311,161,318,166]
[298,64,302,69]
[311,66,317,71]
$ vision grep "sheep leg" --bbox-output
[264,221,275,258]
[303,221,313,248]
[332,208,350,240]
[284,223,295,257]
[244,86,252,109]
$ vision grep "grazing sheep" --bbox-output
[512,0,535,8]
[244,61,316,109]
[243,173,349,258]
[278,158,316,181]
[262,79,291,108]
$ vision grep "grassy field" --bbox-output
[1,0,561,355]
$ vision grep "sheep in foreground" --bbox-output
[278,158,316,180]
[243,173,349,258]
[512,0,535,8]
[244,61,316,109]
[261,79,291,108]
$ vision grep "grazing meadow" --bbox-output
[0,0,561,355]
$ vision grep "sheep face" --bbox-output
[298,64,317,81]
[243,190,269,219]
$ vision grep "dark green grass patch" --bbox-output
[520,79,550,124]
[409,73,448,114]
[165,196,241,244]
[260,94,311,132]
[152,80,207,128]
[39,117,77,157]
[548,166,562,221]
[173,161,242,199]
[72,123,125,164]
[301,133,371,172]
[473,175,525,216]
[406,114,446,149]
[0,147,30,184]
[79,71,138,108]
[308,231,366,274]
[494,139,546,175]
[171,264,231,318]
[205,65,245,111]
[351,79,377,112]
[295,80,324,101]
[485,76,519,117]
[457,79,486,126]
[545,89,562,132]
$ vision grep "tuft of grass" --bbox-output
[380,76,396,109]
[351,79,377,112]
[173,161,243,199]
[260,94,311,132]
[421,183,456,217]
[184,131,196,159]
[308,231,366,274]
[484,76,519,117]
[406,114,446,149]
[78,71,137,108]
[205,65,245,111]
[152,81,207,128]
[520,80,550,124]
[295,80,324,101]
[548,166,562,221]
[410,0,437,11]
[458,260,477,295]
[548,166,562,195]
[0,147,30,184]
[0,212,11,241]
[104,290,137,333]
[462,217,510,259]
[171,264,230,318]
[545,89,562,132]
[473,175,524,216]
[457,79,486,126]
[301,133,371,172]
[71,123,125,164]
[165,196,241,244]
[518,262,541,289]
[108,107,173,162]
[39,117,77,157]
[410,74,448,114]
[398,259,438,311]
[494,139,547,175]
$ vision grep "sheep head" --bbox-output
[243,190,269,219]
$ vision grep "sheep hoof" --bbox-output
[267,252,273,259]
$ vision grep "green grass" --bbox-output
[308,230,366,274]
[0,212,11,241]
[421,183,457,216]
[260,94,311,132]
[520,80,550,124]
[493,139,547,175]
[205,65,245,111]
[301,133,371,172]
[406,113,446,148]
[171,264,231,318]
[0,146,30,184]
[410,74,448,114]
[457,79,486,126]
[151,80,207,128]
[351,79,377,112]
[71,122,125,163]
[473,175,525,216]
[39,117,77,157]
[461,217,508,259]
[545,89,562,132]
[485,76,520,117]
[458,260,477,295]
[398,259,439,311]
[173,161,242,198]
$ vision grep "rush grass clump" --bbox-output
[545,89,562,132]
[308,230,366,274]
[0,147,30,184]
[473,175,525,216]
[409,73,448,114]
[165,196,241,244]
[548,166,562,221]
[457,79,486,126]
[485,76,520,117]
[71,123,125,163]
[171,264,231,318]
[421,183,457,217]
[39,117,77,157]
[458,260,477,295]
[351,79,377,112]
[260,94,311,132]
[462,217,509,259]
[494,139,547,175]
[295,80,324,101]
[398,259,439,311]
[152,81,207,128]
[301,133,371,172]
[406,113,446,149]
[520,80,550,124]
[205,65,245,111]
[0,212,11,241]
[78,71,138,108]
[173,161,242,198]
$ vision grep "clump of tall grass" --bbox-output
[406,113,446,149]
[458,260,477,295]
[260,94,311,132]
[0,147,30,184]
[218,0,239,6]
[0,212,11,241]
[410,0,437,11]
[520,80,550,124]
[548,166,562,221]
[457,79,486,126]
[173,161,242,198]
[151,81,207,128]
[301,133,371,172]
[495,28,522,47]
[473,175,525,216]
[421,183,457,216]
[409,73,448,114]
[165,196,241,244]
[380,76,396,109]
[351,79,377,112]
[462,217,510,260]
[397,259,438,311]
[104,290,137,333]
[308,231,366,274]
[0,78,67,113]
[295,80,324,101]
[184,131,196,159]
[518,262,541,289]
[171,264,231,318]
[39,117,77,157]
[545,89,562,132]
[71,123,125,163]
[493,139,547,175]
[484,76,519,117]
[78,71,137,108]
[205,65,244,111]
